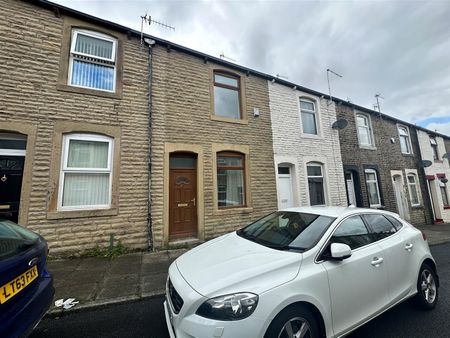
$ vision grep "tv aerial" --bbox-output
[140,13,175,47]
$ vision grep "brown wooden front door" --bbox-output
[169,169,197,239]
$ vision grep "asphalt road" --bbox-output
[31,243,450,338]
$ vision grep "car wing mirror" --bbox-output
[330,243,352,261]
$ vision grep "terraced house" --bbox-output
[268,82,347,209]
[0,0,151,254]
[417,129,450,223]
[336,103,433,225]
[149,43,278,249]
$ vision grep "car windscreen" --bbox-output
[237,211,335,251]
[0,219,39,261]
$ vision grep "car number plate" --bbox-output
[0,265,39,304]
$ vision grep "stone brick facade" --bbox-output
[417,130,450,222]
[0,0,150,254]
[268,82,347,208]
[336,104,432,225]
[150,45,278,248]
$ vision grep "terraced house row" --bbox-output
[1,0,449,255]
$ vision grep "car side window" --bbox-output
[363,214,396,240]
[329,215,373,250]
[385,215,404,231]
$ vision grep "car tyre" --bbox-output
[264,305,320,338]
[415,263,438,310]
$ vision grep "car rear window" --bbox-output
[363,214,396,240]
[0,220,39,261]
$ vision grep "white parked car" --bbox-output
[164,207,439,338]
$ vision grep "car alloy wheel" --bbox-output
[420,269,437,304]
[278,316,311,338]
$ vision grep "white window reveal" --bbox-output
[356,113,374,147]
[69,30,117,92]
[59,134,113,210]
[398,125,412,154]
[300,99,318,135]
[365,169,381,207]
[407,174,420,206]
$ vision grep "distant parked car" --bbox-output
[164,207,439,338]
[0,219,54,337]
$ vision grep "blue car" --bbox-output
[0,219,54,338]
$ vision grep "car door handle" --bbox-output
[405,243,413,251]
[371,257,384,267]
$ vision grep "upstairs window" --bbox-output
[365,169,381,207]
[307,163,325,205]
[356,113,374,147]
[59,134,113,210]
[213,72,241,119]
[407,173,420,206]
[69,30,117,92]
[430,137,439,161]
[300,99,318,135]
[217,152,245,208]
[398,125,412,154]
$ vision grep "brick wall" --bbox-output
[0,0,150,254]
[268,82,347,207]
[150,45,278,248]
[336,104,432,225]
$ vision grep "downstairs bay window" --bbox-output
[58,134,113,210]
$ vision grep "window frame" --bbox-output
[430,137,439,161]
[307,162,326,206]
[355,113,375,148]
[299,98,318,135]
[397,125,413,155]
[212,71,242,120]
[406,173,421,207]
[216,151,246,209]
[68,29,118,93]
[440,180,449,206]
[58,133,114,211]
[364,169,382,208]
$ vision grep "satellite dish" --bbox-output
[332,119,348,130]
[419,160,433,168]
[443,152,450,159]
[441,178,449,184]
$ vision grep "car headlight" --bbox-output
[196,292,258,321]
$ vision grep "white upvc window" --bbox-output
[430,137,439,161]
[68,29,117,92]
[307,162,326,206]
[300,99,318,135]
[356,113,374,147]
[398,125,412,154]
[407,173,420,206]
[58,134,113,211]
[365,169,381,207]
[440,180,449,206]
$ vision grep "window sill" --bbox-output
[359,145,377,150]
[47,208,118,220]
[401,152,414,157]
[210,115,248,125]
[300,133,323,140]
[214,206,253,215]
[57,84,122,100]
[444,205,450,210]
[411,205,423,209]
[434,160,444,163]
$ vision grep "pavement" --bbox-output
[46,223,450,317]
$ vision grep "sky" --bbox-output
[52,0,450,136]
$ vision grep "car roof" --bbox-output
[280,206,400,219]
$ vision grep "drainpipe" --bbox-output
[144,38,156,251]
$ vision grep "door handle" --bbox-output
[405,243,413,251]
[371,257,384,267]
[190,197,196,206]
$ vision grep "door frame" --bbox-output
[0,124,37,225]
[277,164,295,209]
[169,167,198,240]
[163,143,204,246]
[391,171,410,220]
